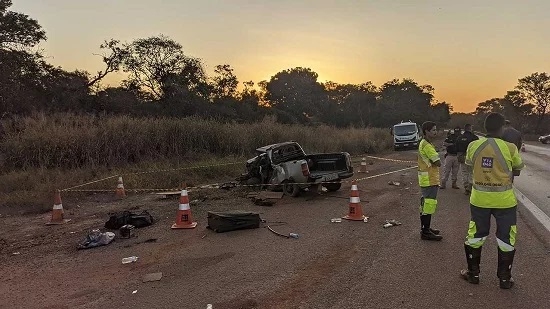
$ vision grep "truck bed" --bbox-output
[307,153,352,179]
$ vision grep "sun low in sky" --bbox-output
[12,0,550,113]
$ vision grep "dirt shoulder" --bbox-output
[1,150,550,309]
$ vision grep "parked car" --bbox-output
[539,134,550,144]
[239,141,354,196]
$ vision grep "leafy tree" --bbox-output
[211,64,238,99]
[86,39,128,88]
[0,0,46,50]
[516,72,550,132]
[323,82,377,127]
[116,35,205,99]
[376,79,434,126]
[264,67,326,124]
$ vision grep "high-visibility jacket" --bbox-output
[465,137,524,208]
[418,138,440,187]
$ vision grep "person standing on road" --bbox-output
[460,112,524,289]
[502,120,523,150]
[440,126,461,189]
[456,124,479,195]
[417,121,443,241]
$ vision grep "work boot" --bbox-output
[429,228,440,235]
[439,184,446,189]
[460,244,481,284]
[452,181,459,189]
[420,230,443,241]
[497,248,516,289]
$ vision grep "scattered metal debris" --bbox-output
[122,256,139,264]
[267,225,299,239]
[383,219,402,228]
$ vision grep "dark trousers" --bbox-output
[465,205,517,251]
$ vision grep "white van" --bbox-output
[392,121,421,150]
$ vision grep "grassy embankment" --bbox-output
[0,113,394,214]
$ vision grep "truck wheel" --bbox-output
[283,181,301,197]
[324,182,342,192]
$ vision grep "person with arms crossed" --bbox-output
[417,121,443,241]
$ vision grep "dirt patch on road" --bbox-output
[0,151,419,309]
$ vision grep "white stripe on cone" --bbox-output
[350,197,360,203]
[181,190,188,196]
[351,185,358,190]
[179,203,190,210]
[53,204,63,210]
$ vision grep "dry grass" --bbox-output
[0,113,393,214]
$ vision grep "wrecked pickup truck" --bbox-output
[239,142,354,197]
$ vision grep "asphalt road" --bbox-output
[514,142,550,231]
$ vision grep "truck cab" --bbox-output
[392,121,421,150]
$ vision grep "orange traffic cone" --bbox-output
[115,176,126,199]
[358,157,368,173]
[343,180,367,221]
[521,143,526,152]
[171,185,197,229]
[46,190,71,225]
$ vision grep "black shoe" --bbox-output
[429,228,440,235]
[497,249,516,289]
[420,230,443,241]
[463,244,482,284]
[460,269,480,284]
[499,278,515,289]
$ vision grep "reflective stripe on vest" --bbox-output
[471,138,512,193]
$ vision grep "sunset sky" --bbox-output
[12,0,550,112]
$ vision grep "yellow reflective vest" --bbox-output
[465,137,524,208]
[418,139,440,187]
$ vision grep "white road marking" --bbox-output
[515,188,550,233]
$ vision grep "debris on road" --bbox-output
[121,256,139,264]
[142,272,163,282]
[247,191,283,206]
[331,218,342,223]
[383,219,402,228]
[388,181,401,186]
[119,224,135,239]
[77,230,115,250]
[267,225,299,239]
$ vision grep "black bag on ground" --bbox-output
[207,211,261,233]
[105,210,154,229]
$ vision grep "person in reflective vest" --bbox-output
[460,112,524,289]
[417,121,443,241]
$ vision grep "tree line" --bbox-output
[0,0,450,129]
[2,0,548,132]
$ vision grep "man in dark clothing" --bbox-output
[456,124,479,195]
[440,127,461,189]
[502,120,522,150]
